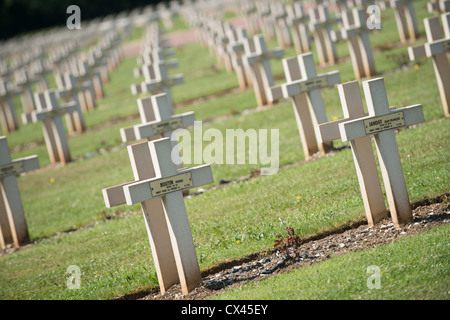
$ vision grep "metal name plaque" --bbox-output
[150,172,193,197]
[151,117,182,135]
[299,76,328,92]
[0,161,24,179]
[364,111,405,135]
[443,39,450,53]
[47,108,68,118]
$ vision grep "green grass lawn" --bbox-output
[0,0,448,300]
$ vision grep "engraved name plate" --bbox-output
[150,172,193,197]
[151,117,183,135]
[364,111,405,135]
[299,75,328,92]
[0,162,24,178]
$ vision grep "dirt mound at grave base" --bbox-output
[129,193,449,300]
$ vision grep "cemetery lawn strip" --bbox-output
[205,213,450,300]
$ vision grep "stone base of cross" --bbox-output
[103,138,214,295]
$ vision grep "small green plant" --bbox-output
[274,227,302,259]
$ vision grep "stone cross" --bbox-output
[121,93,194,144]
[340,8,376,79]
[134,63,183,109]
[408,13,450,117]
[57,73,87,134]
[244,34,284,107]
[134,49,178,79]
[309,5,339,66]
[227,27,252,90]
[272,2,293,48]
[87,49,110,85]
[15,69,38,120]
[30,90,76,165]
[427,0,450,13]
[286,2,311,54]
[0,136,39,248]
[391,0,418,43]
[318,81,388,226]
[0,79,20,133]
[102,137,214,295]
[57,71,96,112]
[338,78,424,227]
[76,60,105,100]
[279,53,341,156]
[30,57,52,92]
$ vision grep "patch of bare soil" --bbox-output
[126,194,449,300]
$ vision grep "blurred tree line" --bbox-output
[0,0,168,40]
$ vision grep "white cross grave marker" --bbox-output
[133,63,183,110]
[286,2,311,54]
[103,137,214,295]
[0,136,39,248]
[30,90,77,165]
[318,81,388,226]
[338,78,424,227]
[340,8,377,79]
[309,5,339,66]
[427,0,450,13]
[122,93,194,144]
[227,27,253,90]
[391,0,418,43]
[408,13,450,117]
[0,79,20,133]
[244,34,284,107]
[57,73,87,134]
[279,53,341,156]
[15,69,38,122]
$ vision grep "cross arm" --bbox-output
[134,111,195,140]
[0,155,39,179]
[282,71,340,97]
[141,74,184,92]
[338,104,424,142]
[318,106,397,143]
[31,103,78,122]
[102,181,136,208]
[425,38,450,56]
[408,44,427,61]
[123,165,213,205]
[246,48,284,65]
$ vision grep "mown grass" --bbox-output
[0,0,448,299]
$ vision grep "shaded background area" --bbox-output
[0,0,169,40]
